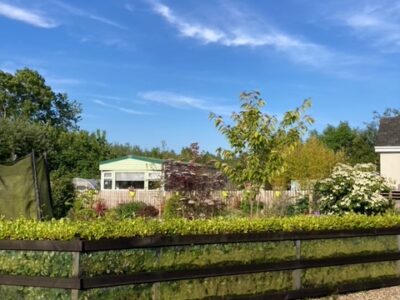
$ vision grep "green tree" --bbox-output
[52,130,110,178]
[0,118,55,161]
[0,69,81,130]
[272,137,346,190]
[210,91,314,209]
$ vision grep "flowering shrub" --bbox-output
[315,163,392,215]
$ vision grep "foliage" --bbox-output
[50,171,75,219]
[301,235,398,259]
[313,121,378,165]
[0,118,56,162]
[315,163,392,215]
[0,69,81,130]
[272,137,346,190]
[81,241,295,276]
[0,250,72,277]
[210,91,313,209]
[51,129,110,178]
[163,144,227,218]
[67,190,99,220]
[286,196,309,216]
[163,194,182,219]
[113,201,159,219]
[303,261,397,288]
[2,214,400,240]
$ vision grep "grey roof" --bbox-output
[376,117,400,146]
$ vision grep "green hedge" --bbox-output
[2,214,400,240]
[80,241,296,276]
[0,250,72,277]
[303,261,398,287]
[0,286,69,299]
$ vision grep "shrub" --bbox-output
[50,173,75,219]
[137,204,159,218]
[315,163,392,215]
[163,194,182,219]
[113,202,159,219]
[286,196,309,216]
[2,214,400,240]
[67,190,99,220]
[163,154,227,219]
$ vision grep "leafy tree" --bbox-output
[210,91,314,208]
[52,130,110,178]
[0,118,55,161]
[0,69,81,130]
[163,143,226,219]
[272,137,346,190]
[316,122,356,153]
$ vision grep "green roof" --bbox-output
[99,155,165,165]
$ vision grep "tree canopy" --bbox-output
[0,69,81,130]
[211,91,314,194]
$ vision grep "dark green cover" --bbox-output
[0,154,53,219]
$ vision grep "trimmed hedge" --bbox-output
[0,250,72,277]
[303,261,398,288]
[2,214,400,240]
[80,241,296,277]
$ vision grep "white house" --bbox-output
[99,155,164,191]
[375,117,400,190]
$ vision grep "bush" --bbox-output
[163,194,183,219]
[50,173,75,219]
[315,163,392,215]
[67,190,99,220]
[113,202,159,219]
[286,196,309,216]
[2,214,400,240]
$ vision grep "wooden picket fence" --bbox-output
[97,190,309,210]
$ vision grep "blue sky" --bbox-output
[1,0,400,152]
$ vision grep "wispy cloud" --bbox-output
[0,2,57,28]
[148,1,358,69]
[92,99,151,115]
[53,1,126,30]
[337,2,400,52]
[139,91,235,116]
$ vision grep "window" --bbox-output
[148,172,162,190]
[115,172,145,190]
[103,179,112,189]
[103,172,112,190]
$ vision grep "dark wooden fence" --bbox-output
[2,228,400,299]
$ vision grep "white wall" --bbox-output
[380,153,400,190]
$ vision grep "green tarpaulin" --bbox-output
[0,153,53,219]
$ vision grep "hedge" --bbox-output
[2,214,400,240]
[0,237,397,279]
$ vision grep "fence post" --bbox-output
[396,235,400,276]
[71,251,81,300]
[292,240,302,290]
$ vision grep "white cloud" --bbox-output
[149,2,357,69]
[0,2,57,28]
[92,99,150,115]
[337,2,400,52]
[139,91,235,115]
[53,1,126,30]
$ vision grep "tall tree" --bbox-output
[210,91,313,201]
[0,69,81,130]
[272,137,347,189]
